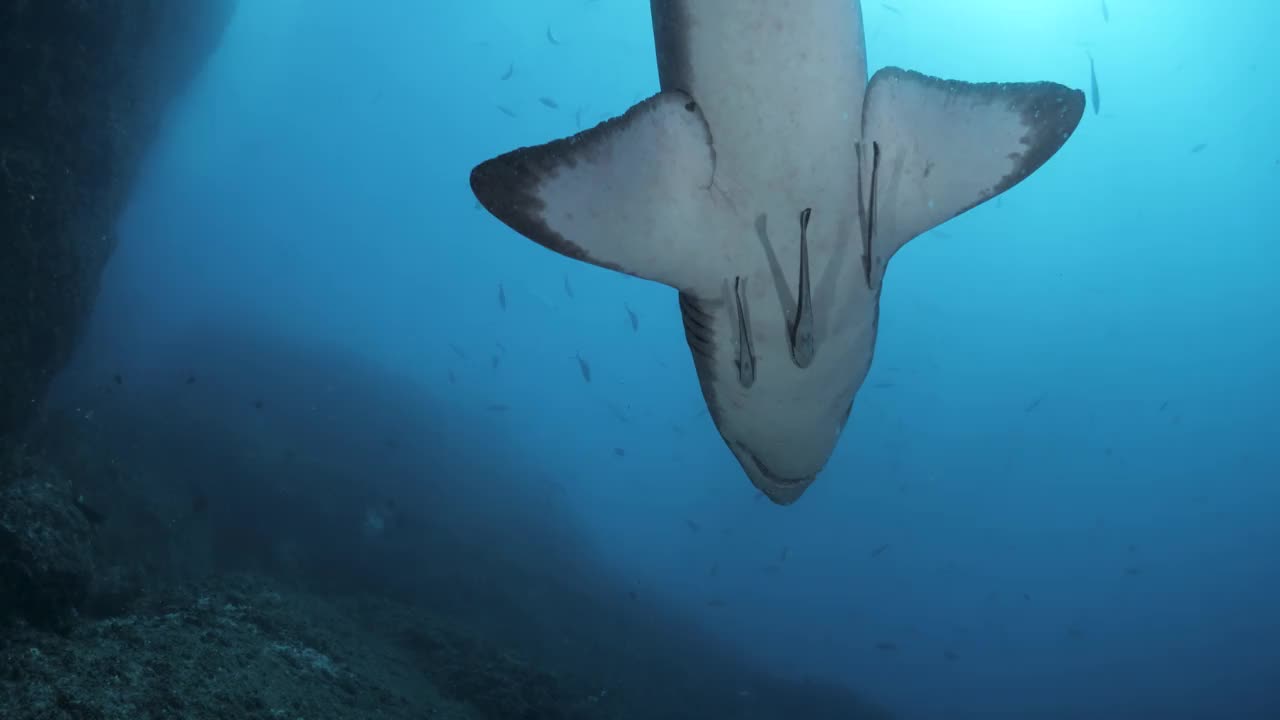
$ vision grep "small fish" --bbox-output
[448,369,457,384]
[707,598,727,608]
[113,373,123,385]
[546,25,561,45]
[1158,400,1168,412]
[1124,566,1142,577]
[563,274,575,298]
[253,399,264,411]
[627,590,639,601]
[613,447,625,457]
[1023,593,1032,601]
[881,2,902,14]
[1087,52,1100,115]
[574,106,585,128]
[943,649,960,661]
[874,641,897,652]
[873,381,894,389]
[500,62,514,81]
[185,375,197,385]
[709,561,719,577]
[496,105,517,118]
[1024,393,1046,413]
[870,543,891,558]
[685,518,701,533]
[605,401,630,423]
[498,283,507,310]
[491,354,501,370]
[1190,143,1208,154]
[487,403,510,412]
[575,353,591,383]
[778,546,790,562]
[1100,0,1109,22]
[624,303,639,331]
[539,96,559,110]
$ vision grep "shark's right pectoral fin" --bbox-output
[858,67,1085,284]
[470,91,722,294]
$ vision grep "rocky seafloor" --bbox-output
[1,572,593,720]
[0,453,585,720]
[0,427,893,720]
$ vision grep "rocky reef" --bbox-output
[0,0,236,439]
[0,451,94,630]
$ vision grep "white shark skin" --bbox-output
[470,0,1084,504]
[652,1,877,504]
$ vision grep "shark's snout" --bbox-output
[734,443,817,505]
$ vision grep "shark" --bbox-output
[470,1,1084,504]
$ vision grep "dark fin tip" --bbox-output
[470,92,707,278]
[874,67,1085,214]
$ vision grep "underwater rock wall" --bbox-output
[0,0,237,440]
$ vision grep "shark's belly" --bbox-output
[652,0,868,205]
[652,0,878,486]
[680,233,879,480]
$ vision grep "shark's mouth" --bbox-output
[740,445,812,486]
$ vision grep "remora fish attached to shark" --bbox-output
[470,1,1084,504]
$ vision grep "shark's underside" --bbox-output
[470,0,1084,504]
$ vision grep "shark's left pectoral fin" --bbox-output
[471,91,723,294]
[859,67,1085,279]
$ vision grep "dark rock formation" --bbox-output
[0,451,94,629]
[0,0,237,439]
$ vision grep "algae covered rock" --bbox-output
[0,454,94,628]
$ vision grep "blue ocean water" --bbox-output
[66,1,1278,717]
